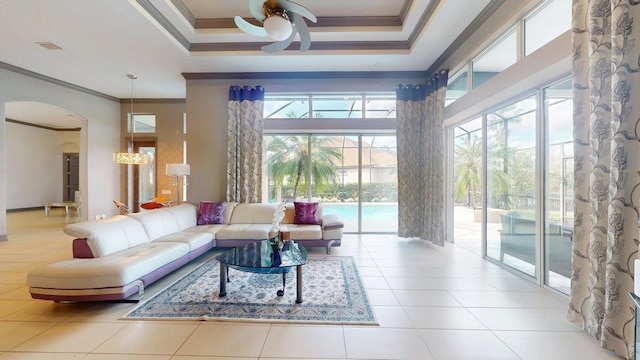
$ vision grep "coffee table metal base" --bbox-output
[219,263,304,304]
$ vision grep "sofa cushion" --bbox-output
[187,224,228,238]
[215,224,273,240]
[64,215,150,257]
[198,201,225,225]
[27,242,189,289]
[284,224,322,240]
[293,202,320,224]
[152,231,213,252]
[160,203,198,230]
[128,209,181,241]
[229,203,277,224]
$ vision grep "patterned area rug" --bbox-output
[123,255,377,325]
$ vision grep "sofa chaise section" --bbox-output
[27,204,213,302]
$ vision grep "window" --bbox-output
[472,27,518,89]
[131,114,156,133]
[525,0,571,56]
[446,68,469,105]
[264,94,396,120]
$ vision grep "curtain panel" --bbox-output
[396,69,449,246]
[226,85,265,203]
[569,1,640,358]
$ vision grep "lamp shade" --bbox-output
[263,15,293,41]
[166,163,190,176]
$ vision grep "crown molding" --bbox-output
[181,70,428,80]
[0,61,118,102]
[5,118,81,132]
[118,98,186,104]
[190,40,410,52]
[138,0,438,53]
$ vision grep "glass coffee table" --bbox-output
[215,240,308,303]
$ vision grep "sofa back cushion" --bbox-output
[159,203,198,230]
[128,209,181,241]
[64,215,150,257]
[229,203,277,224]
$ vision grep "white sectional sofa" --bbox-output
[27,202,343,302]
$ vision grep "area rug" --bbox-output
[123,255,377,325]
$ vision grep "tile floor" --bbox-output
[0,210,624,359]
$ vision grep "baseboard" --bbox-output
[7,207,44,213]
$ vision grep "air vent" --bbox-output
[36,42,62,50]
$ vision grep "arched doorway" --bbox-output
[3,101,85,234]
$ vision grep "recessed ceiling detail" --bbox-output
[134,0,435,53]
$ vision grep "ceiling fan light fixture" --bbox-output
[263,14,293,41]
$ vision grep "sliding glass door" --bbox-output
[543,79,573,293]
[264,134,397,233]
[485,96,538,277]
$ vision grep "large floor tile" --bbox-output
[175,324,270,357]
[433,277,498,291]
[260,325,345,358]
[344,327,433,359]
[93,322,198,355]
[0,353,86,359]
[373,306,413,328]
[86,355,171,360]
[420,329,520,360]
[366,289,400,306]
[494,331,624,360]
[0,322,56,351]
[393,290,462,307]
[384,276,443,290]
[468,308,581,331]
[12,322,127,353]
[448,291,523,308]
[404,307,486,330]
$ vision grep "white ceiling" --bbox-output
[0,0,497,128]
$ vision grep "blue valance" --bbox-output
[396,69,449,101]
[228,85,265,102]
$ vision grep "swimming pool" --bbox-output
[321,202,398,232]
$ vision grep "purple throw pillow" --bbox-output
[198,201,225,225]
[294,202,320,225]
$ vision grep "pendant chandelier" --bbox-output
[113,74,149,165]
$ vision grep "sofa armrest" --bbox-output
[72,238,95,258]
[321,214,344,241]
[322,214,344,230]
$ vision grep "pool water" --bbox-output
[321,202,398,232]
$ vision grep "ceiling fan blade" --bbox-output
[261,29,296,53]
[279,0,317,23]
[249,0,266,21]
[291,13,311,51]
[234,16,268,37]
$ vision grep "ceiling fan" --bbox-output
[234,0,317,53]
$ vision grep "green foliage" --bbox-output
[266,136,342,199]
[269,182,398,203]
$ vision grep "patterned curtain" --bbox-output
[396,69,449,246]
[226,85,265,203]
[569,1,640,358]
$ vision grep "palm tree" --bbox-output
[454,136,482,208]
[267,136,342,199]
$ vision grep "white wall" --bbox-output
[0,66,122,239]
[6,122,62,209]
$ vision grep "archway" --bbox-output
[3,101,86,236]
